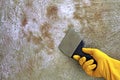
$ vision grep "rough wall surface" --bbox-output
[1,0,120,80]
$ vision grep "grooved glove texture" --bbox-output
[73,48,120,80]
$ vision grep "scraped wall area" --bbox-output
[1,0,120,80]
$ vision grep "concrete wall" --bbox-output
[1,0,120,80]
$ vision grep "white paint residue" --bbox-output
[70,19,82,32]
[58,0,75,19]
[50,20,68,47]
[82,0,91,6]
[11,26,20,40]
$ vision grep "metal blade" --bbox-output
[59,28,82,57]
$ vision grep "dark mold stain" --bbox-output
[0,53,3,62]
[21,14,27,27]
[26,31,33,42]
[94,11,102,20]
[21,28,43,54]
[40,22,54,50]
[27,31,42,45]
[32,18,36,22]
[34,48,41,53]
[46,5,58,20]
[22,30,42,45]
[26,0,33,7]
[32,36,42,45]
[40,22,51,39]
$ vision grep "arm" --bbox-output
[73,48,120,80]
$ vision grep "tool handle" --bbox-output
[78,51,97,64]
[72,40,97,69]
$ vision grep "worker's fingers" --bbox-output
[84,64,96,76]
[87,64,96,71]
[73,55,80,61]
[85,64,102,77]
[83,59,94,70]
[82,48,101,60]
[79,57,86,66]
[82,48,95,55]
[82,48,109,61]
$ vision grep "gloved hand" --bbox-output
[73,48,120,80]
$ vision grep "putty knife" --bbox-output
[59,28,97,65]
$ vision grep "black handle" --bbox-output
[71,40,97,68]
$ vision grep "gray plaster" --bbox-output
[0,0,120,80]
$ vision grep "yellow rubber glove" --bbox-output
[73,48,120,80]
